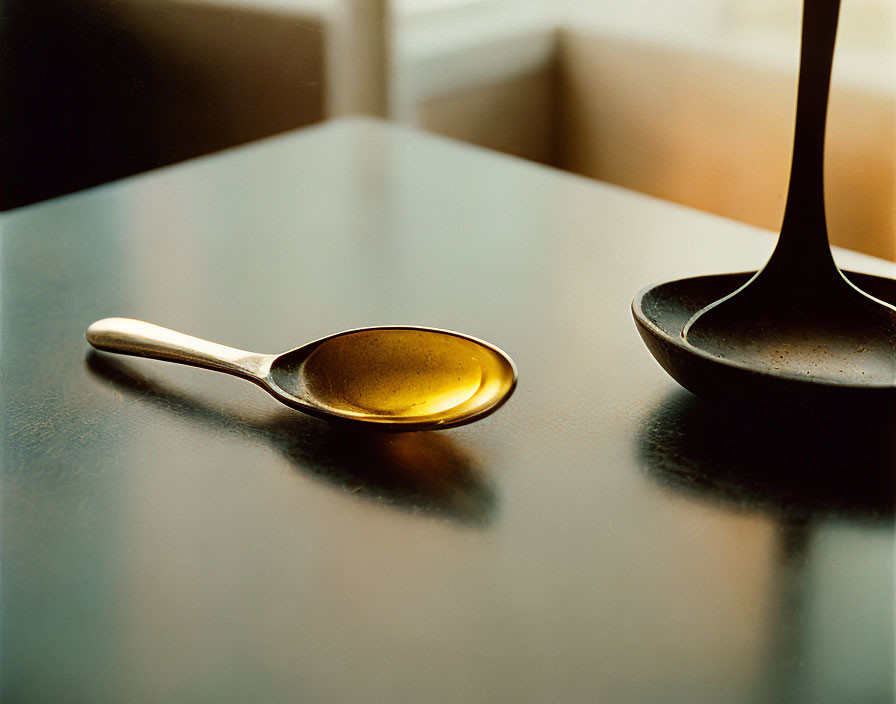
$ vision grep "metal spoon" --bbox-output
[86,318,517,430]
[681,0,896,387]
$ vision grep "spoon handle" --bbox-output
[774,0,841,270]
[86,318,271,380]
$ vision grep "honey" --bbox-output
[298,329,515,424]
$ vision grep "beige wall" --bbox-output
[416,64,559,166]
[556,30,896,261]
[12,2,893,263]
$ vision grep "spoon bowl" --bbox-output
[86,319,517,430]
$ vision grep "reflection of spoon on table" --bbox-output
[86,352,496,524]
[681,0,896,385]
[640,388,895,698]
[638,389,895,521]
[639,390,895,701]
[87,318,517,430]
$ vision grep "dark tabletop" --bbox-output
[2,118,894,704]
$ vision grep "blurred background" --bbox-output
[1,0,894,259]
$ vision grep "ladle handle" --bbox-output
[86,318,270,379]
[774,0,841,270]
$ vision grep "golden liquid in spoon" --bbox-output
[297,329,514,424]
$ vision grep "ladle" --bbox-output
[86,318,517,430]
[681,0,896,387]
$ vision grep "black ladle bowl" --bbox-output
[633,270,896,405]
